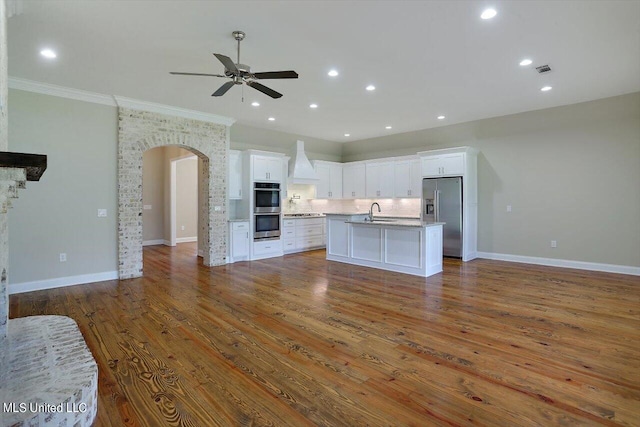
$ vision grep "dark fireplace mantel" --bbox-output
[0,151,47,181]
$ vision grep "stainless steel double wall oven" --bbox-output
[253,182,281,240]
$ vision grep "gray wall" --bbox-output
[343,92,640,267]
[231,123,342,162]
[8,90,118,284]
[175,156,198,239]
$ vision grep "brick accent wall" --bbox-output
[1,0,8,153]
[118,108,228,279]
[3,316,98,426]
[1,0,10,346]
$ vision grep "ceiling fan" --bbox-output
[170,30,298,99]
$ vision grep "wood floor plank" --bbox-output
[8,243,640,426]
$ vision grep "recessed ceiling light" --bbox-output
[481,8,497,19]
[328,69,339,77]
[251,101,260,107]
[344,133,350,137]
[385,126,392,130]
[309,103,318,109]
[268,117,275,121]
[437,115,446,120]
[366,85,376,91]
[40,48,57,59]
[519,59,533,66]
[540,86,553,92]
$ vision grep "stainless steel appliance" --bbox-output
[422,177,463,258]
[254,182,281,213]
[254,213,281,240]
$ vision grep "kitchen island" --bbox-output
[325,213,444,277]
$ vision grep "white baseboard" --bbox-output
[176,237,197,244]
[198,249,204,257]
[144,239,196,246]
[476,252,640,276]
[142,239,164,246]
[9,271,119,295]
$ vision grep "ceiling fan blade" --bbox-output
[170,71,226,78]
[247,81,283,99]
[212,81,235,97]
[253,70,299,79]
[213,53,238,73]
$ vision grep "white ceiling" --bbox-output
[7,0,640,142]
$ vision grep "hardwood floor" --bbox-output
[9,243,640,426]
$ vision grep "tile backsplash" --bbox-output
[284,184,421,218]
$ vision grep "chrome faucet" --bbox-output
[369,202,381,221]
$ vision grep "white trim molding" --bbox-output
[8,271,119,295]
[477,252,640,276]
[176,237,198,244]
[142,239,165,246]
[8,77,237,126]
[9,77,117,106]
[113,95,236,126]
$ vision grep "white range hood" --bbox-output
[288,140,319,185]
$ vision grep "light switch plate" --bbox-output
[97,209,107,217]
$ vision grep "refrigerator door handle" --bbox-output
[434,190,440,222]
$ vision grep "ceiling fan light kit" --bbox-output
[170,30,298,99]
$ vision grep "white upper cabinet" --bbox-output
[393,158,421,198]
[365,161,395,198]
[228,150,243,200]
[313,161,343,199]
[253,155,283,182]
[421,153,464,177]
[342,163,366,199]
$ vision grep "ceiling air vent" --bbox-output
[536,64,552,74]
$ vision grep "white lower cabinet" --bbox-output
[283,217,326,253]
[252,239,283,258]
[229,221,249,262]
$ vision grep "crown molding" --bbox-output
[113,95,236,126]
[9,77,117,106]
[8,77,236,127]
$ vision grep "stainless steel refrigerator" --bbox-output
[422,177,463,258]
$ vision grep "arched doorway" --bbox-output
[117,107,230,279]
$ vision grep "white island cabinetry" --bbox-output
[325,214,443,277]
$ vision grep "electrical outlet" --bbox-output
[181,225,185,231]
[97,209,107,217]
[59,253,67,262]
[214,206,222,212]
[551,240,557,248]
[143,205,152,210]
[506,205,512,212]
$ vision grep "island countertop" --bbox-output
[346,219,445,228]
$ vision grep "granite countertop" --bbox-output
[347,219,445,228]
[283,213,326,218]
[324,212,421,219]
[323,212,369,216]
[228,218,249,222]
